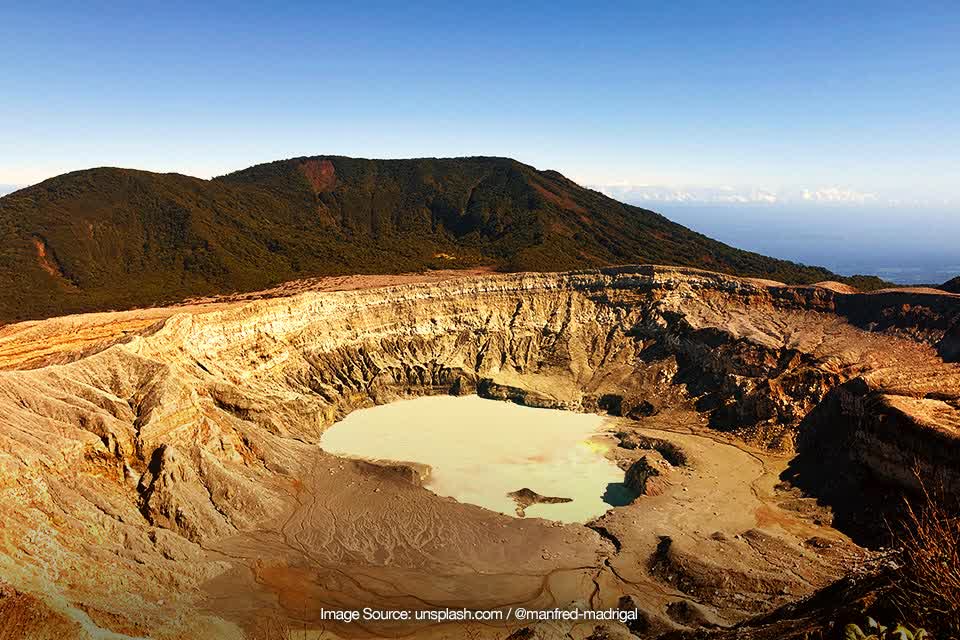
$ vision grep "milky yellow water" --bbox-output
[320,395,626,523]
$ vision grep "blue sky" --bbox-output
[1,1,958,278]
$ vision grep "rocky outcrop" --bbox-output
[797,377,960,495]
[507,488,573,517]
[623,457,661,495]
[352,459,429,486]
[615,432,687,466]
[476,378,569,409]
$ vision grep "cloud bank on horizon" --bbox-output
[592,183,955,208]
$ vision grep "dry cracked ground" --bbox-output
[0,266,958,639]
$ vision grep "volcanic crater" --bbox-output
[0,266,958,639]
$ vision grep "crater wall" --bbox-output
[0,266,957,638]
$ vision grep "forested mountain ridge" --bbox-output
[0,155,885,323]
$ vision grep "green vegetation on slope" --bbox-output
[0,156,886,323]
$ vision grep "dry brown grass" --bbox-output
[891,474,960,637]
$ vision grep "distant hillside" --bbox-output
[942,276,960,294]
[0,156,886,323]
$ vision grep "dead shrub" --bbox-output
[890,473,960,637]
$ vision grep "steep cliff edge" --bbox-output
[0,266,957,639]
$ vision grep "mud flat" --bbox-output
[320,395,625,522]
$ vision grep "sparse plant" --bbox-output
[887,471,960,638]
[843,617,928,640]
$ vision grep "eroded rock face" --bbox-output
[0,265,957,639]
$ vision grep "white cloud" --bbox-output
[593,183,783,205]
[0,184,22,197]
[589,182,919,207]
[801,187,877,204]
